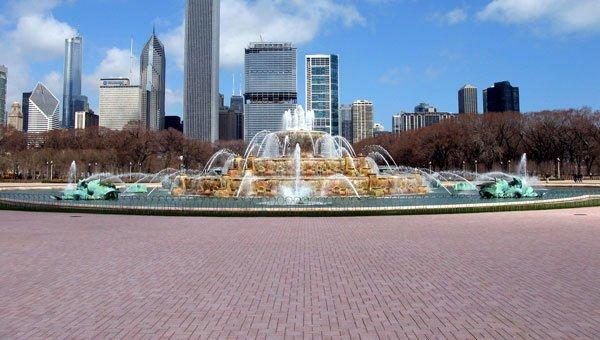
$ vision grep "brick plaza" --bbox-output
[1,209,599,338]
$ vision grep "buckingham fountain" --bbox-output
[171,106,428,200]
[4,106,595,216]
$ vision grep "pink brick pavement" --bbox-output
[1,209,599,339]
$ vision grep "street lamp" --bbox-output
[508,160,512,173]
[428,161,432,173]
[138,163,142,173]
[94,162,98,174]
[179,156,185,171]
[557,158,561,180]
[46,161,53,180]
[500,161,504,171]
[88,163,91,176]
[462,160,466,173]
[474,160,478,174]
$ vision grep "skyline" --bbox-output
[0,0,599,129]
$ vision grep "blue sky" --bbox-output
[1,0,599,129]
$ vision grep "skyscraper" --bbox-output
[483,81,520,113]
[99,78,141,130]
[62,36,83,128]
[184,0,220,141]
[140,29,166,131]
[340,104,352,142]
[244,42,297,141]
[230,94,244,114]
[351,100,373,143]
[28,83,61,133]
[22,92,31,132]
[0,65,7,126]
[305,54,339,135]
[458,84,478,114]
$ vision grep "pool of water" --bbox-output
[2,186,600,211]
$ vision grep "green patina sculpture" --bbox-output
[453,182,477,192]
[125,183,148,194]
[479,177,539,199]
[56,179,119,200]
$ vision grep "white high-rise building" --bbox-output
[244,42,297,141]
[458,84,478,114]
[99,78,141,130]
[27,83,61,133]
[351,100,373,143]
[305,54,339,135]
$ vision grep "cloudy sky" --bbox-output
[1,0,599,128]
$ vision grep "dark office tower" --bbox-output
[22,92,32,132]
[483,81,520,113]
[140,29,166,131]
[458,84,478,114]
[62,36,83,128]
[230,94,244,114]
[164,115,183,132]
[184,0,220,141]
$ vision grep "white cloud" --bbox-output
[478,0,600,33]
[378,66,411,85]
[164,0,366,69]
[0,1,76,106]
[83,48,140,100]
[429,8,468,25]
[42,71,63,99]
[9,15,76,60]
[445,9,468,25]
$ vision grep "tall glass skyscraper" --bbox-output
[244,42,297,141]
[483,81,520,113]
[62,36,83,128]
[0,65,7,126]
[184,0,220,141]
[305,54,339,135]
[140,29,166,131]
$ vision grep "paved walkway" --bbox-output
[1,209,599,339]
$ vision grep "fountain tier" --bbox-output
[172,129,428,198]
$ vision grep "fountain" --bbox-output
[479,177,540,199]
[171,106,429,198]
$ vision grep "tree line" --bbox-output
[356,109,600,178]
[1,108,599,180]
[0,127,245,180]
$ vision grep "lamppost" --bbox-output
[474,160,478,174]
[428,161,432,173]
[94,162,98,174]
[179,156,185,171]
[129,162,133,174]
[462,160,466,173]
[500,161,504,171]
[508,160,512,173]
[557,158,561,180]
[46,161,53,180]
[138,163,142,173]
[88,163,91,176]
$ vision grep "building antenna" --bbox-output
[259,34,263,42]
[238,73,242,96]
[232,74,235,96]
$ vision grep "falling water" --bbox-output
[66,161,77,190]
[517,153,527,177]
